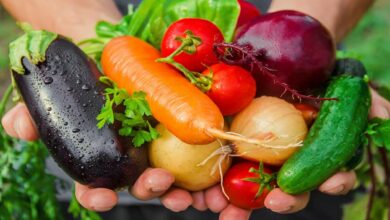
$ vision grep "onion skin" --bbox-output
[230,96,308,166]
[148,124,231,191]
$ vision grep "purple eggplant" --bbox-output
[11,32,148,189]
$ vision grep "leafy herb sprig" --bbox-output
[0,85,62,220]
[97,77,159,147]
[343,118,390,220]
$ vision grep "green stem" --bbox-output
[378,147,390,220]
[156,31,213,93]
[78,38,108,46]
[0,85,14,118]
[244,162,276,199]
[82,47,105,56]
[366,141,376,220]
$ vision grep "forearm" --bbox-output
[0,0,122,41]
[268,0,374,43]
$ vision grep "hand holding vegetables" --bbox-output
[0,105,361,214]
[1,0,383,219]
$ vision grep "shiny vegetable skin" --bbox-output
[102,36,224,145]
[277,75,371,194]
[13,38,148,189]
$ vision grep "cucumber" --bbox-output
[343,144,364,171]
[332,58,367,78]
[277,75,371,194]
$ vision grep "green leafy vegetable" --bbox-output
[343,193,388,220]
[80,0,240,61]
[366,118,390,151]
[141,0,240,47]
[97,77,159,147]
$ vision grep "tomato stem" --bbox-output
[243,162,276,199]
[156,30,213,93]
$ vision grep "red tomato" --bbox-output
[237,0,261,28]
[203,63,256,116]
[223,161,276,210]
[161,18,224,72]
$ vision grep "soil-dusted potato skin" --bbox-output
[149,124,231,191]
[13,38,148,189]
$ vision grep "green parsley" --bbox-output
[365,118,390,151]
[97,76,159,147]
[0,85,63,220]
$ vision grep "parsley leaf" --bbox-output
[96,77,159,147]
[366,118,390,151]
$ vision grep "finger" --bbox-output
[130,168,175,201]
[265,188,310,214]
[219,204,252,220]
[160,188,193,212]
[1,103,39,141]
[370,89,390,119]
[75,182,118,212]
[319,171,356,195]
[205,185,229,213]
[192,191,208,211]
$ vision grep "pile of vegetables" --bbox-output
[4,0,389,217]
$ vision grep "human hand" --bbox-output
[3,89,390,218]
[0,103,357,218]
[0,103,180,212]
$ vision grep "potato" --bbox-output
[148,124,231,191]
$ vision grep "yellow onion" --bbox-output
[230,96,308,166]
[149,124,231,191]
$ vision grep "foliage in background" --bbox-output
[340,2,390,219]
[0,0,389,220]
[344,0,390,100]
[0,86,102,220]
[0,86,62,220]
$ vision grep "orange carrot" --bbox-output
[101,36,224,145]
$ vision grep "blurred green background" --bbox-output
[0,1,389,219]
[1,1,389,98]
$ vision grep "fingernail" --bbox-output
[267,199,293,213]
[323,185,345,195]
[147,173,173,193]
[91,202,114,212]
[270,205,293,213]
[14,117,23,138]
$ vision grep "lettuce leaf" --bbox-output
[119,0,239,47]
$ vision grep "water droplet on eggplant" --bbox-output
[82,84,91,91]
[44,77,53,84]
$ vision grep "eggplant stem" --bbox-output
[206,128,303,149]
